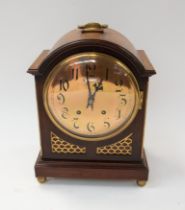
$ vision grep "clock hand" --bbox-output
[88,78,103,109]
[86,70,93,108]
[86,70,92,95]
[94,78,103,92]
[87,94,95,109]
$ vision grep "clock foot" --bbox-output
[137,180,147,187]
[37,176,47,183]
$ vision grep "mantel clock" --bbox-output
[28,23,156,186]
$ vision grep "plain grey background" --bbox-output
[0,0,185,209]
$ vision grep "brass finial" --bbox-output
[78,22,108,33]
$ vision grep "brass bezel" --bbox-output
[43,52,140,141]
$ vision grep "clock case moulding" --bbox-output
[28,24,156,184]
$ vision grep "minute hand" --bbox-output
[87,79,103,109]
[86,70,93,108]
[86,71,92,96]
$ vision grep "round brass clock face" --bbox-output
[43,52,140,141]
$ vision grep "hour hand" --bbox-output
[93,78,103,92]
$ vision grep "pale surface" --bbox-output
[0,0,185,210]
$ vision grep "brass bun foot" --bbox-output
[37,176,47,183]
[137,180,147,187]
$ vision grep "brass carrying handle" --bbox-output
[78,22,108,33]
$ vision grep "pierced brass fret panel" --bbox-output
[96,134,133,155]
[51,132,86,154]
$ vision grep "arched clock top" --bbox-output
[27,23,156,78]
[50,27,138,56]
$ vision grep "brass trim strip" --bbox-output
[139,91,144,110]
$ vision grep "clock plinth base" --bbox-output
[35,150,148,185]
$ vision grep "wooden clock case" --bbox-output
[28,24,156,185]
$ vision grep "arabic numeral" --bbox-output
[119,94,127,105]
[59,79,69,91]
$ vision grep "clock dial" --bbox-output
[43,52,140,141]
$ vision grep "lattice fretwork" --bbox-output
[51,132,86,154]
[96,133,133,155]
